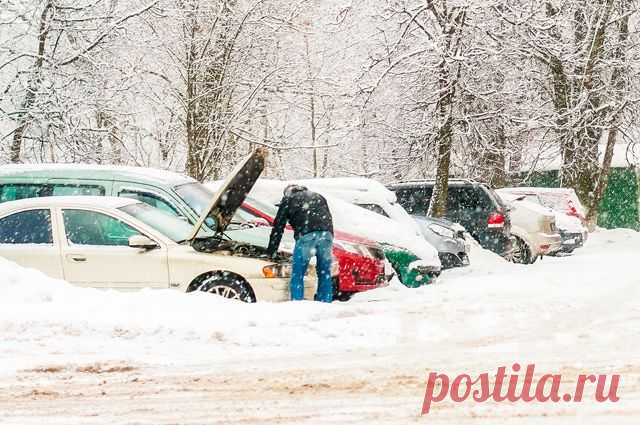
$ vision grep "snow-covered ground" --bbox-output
[1,229,639,424]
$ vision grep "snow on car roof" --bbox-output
[519,143,639,172]
[0,163,195,186]
[247,179,439,264]
[292,177,397,203]
[0,196,138,212]
[503,187,578,196]
[496,190,555,217]
[500,187,586,214]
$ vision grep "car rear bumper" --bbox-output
[535,233,563,256]
[559,231,586,252]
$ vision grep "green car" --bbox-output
[381,244,438,288]
[0,164,208,219]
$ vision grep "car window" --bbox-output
[234,207,258,224]
[245,196,278,218]
[357,203,389,217]
[0,209,53,244]
[447,187,492,213]
[120,202,205,242]
[483,187,505,210]
[52,184,105,197]
[63,209,140,246]
[119,190,182,217]
[395,187,432,215]
[0,184,52,203]
[0,184,104,204]
[174,182,214,216]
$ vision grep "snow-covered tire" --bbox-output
[195,273,256,303]
[511,237,533,265]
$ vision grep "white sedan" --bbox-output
[0,196,317,302]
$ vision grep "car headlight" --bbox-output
[428,224,455,239]
[262,263,292,278]
[331,255,340,276]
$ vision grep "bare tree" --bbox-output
[1,0,159,163]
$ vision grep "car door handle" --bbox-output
[67,254,87,262]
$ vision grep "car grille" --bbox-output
[367,246,386,260]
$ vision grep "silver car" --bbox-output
[412,215,470,269]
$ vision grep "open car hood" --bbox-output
[186,148,268,242]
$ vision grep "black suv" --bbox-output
[388,180,512,258]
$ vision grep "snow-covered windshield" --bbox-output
[120,202,211,242]
[356,203,389,217]
[387,201,423,235]
[245,195,278,218]
[174,182,215,216]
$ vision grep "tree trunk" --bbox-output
[560,0,615,206]
[10,2,53,163]
[428,62,455,218]
[427,5,467,218]
[585,4,630,226]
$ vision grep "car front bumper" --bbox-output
[249,277,318,302]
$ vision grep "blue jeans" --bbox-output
[290,231,334,302]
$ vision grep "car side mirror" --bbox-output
[129,235,159,250]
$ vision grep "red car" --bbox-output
[240,196,387,300]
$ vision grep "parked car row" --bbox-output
[0,150,322,302]
[0,153,590,302]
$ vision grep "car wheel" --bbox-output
[511,237,533,265]
[197,273,256,303]
[332,277,352,302]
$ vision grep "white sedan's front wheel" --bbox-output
[197,273,256,303]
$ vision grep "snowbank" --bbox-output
[1,228,638,380]
[0,257,401,375]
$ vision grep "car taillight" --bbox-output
[567,205,579,217]
[487,212,505,228]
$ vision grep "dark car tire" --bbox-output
[195,273,256,303]
[332,277,352,302]
[511,237,533,265]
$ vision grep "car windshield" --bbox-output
[357,203,389,217]
[120,202,211,242]
[245,195,278,218]
[174,182,215,216]
[485,186,507,210]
